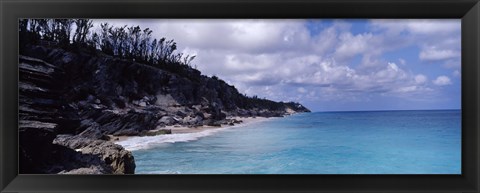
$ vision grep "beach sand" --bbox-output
[109,116,272,142]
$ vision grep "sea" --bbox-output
[117,110,461,174]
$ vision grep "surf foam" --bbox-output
[115,127,227,151]
[115,117,276,151]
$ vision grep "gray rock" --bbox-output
[182,115,203,125]
[53,135,135,174]
[87,95,96,102]
[158,116,175,125]
[203,112,212,119]
[176,110,187,117]
[59,165,107,174]
[77,123,109,140]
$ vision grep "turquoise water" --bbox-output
[118,110,461,174]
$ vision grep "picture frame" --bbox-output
[1,0,479,192]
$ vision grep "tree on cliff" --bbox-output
[73,19,94,44]
[20,19,197,69]
[20,19,73,47]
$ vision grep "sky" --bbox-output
[91,19,461,112]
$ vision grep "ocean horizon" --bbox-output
[117,109,461,174]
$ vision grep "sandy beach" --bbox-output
[109,116,272,142]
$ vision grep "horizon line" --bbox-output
[311,108,461,113]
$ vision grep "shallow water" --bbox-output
[118,110,461,174]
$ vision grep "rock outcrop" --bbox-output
[19,55,135,174]
[53,135,135,174]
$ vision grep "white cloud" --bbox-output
[419,46,460,61]
[372,62,406,84]
[415,74,427,84]
[297,87,307,93]
[335,32,374,61]
[370,19,461,65]
[432,76,452,86]
[404,20,460,35]
[396,86,418,93]
[370,19,460,36]
[443,59,461,68]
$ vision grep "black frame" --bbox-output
[1,0,479,192]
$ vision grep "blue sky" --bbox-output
[92,19,461,112]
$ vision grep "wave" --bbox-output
[115,127,228,151]
[139,170,183,174]
[116,118,274,151]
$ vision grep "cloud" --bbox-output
[419,46,460,61]
[297,87,307,93]
[415,74,427,84]
[404,20,460,35]
[432,76,452,86]
[369,19,460,36]
[335,32,374,61]
[396,86,418,93]
[369,19,461,64]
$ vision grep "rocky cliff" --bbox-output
[19,54,135,174]
[19,44,310,174]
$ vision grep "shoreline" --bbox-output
[109,116,274,143]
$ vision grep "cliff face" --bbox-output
[19,54,135,174]
[19,44,310,174]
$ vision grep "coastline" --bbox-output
[110,116,274,144]
[19,28,311,174]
